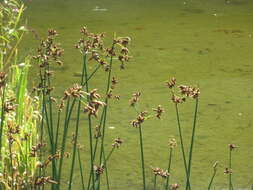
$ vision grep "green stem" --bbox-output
[83,53,95,190]
[68,42,87,190]
[0,86,6,156]
[139,126,146,190]
[57,98,76,189]
[207,169,217,190]
[174,104,191,190]
[154,175,157,190]
[97,44,115,190]
[186,98,199,190]
[78,148,86,190]
[229,149,232,190]
[165,148,173,190]
[54,111,61,151]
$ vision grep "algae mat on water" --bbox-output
[22,0,253,189]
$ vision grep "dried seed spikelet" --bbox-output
[166,77,176,89]
[131,111,148,128]
[0,72,7,88]
[152,105,164,119]
[171,183,179,190]
[112,137,123,148]
[35,176,57,186]
[94,125,101,139]
[94,165,104,176]
[171,94,186,104]
[84,89,105,118]
[228,144,238,151]
[168,138,177,149]
[224,167,232,174]
[33,29,63,68]
[151,167,170,178]
[178,85,200,99]
[111,76,118,89]
[76,26,105,54]
[129,92,141,106]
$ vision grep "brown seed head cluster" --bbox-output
[168,138,177,149]
[94,165,104,176]
[33,29,63,68]
[171,94,186,104]
[152,167,170,178]
[0,72,7,88]
[84,89,106,118]
[30,143,46,157]
[166,77,176,89]
[63,84,84,99]
[129,92,141,106]
[4,98,16,113]
[112,137,123,148]
[77,26,105,52]
[171,183,179,190]
[224,167,232,174]
[152,105,164,119]
[94,125,101,139]
[114,37,131,69]
[34,176,57,186]
[178,85,200,99]
[131,111,148,128]
[228,144,238,151]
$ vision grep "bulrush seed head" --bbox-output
[151,167,170,178]
[129,92,141,106]
[94,165,104,176]
[166,77,176,89]
[178,85,200,99]
[171,94,186,104]
[112,137,123,148]
[168,138,177,149]
[131,111,148,128]
[84,89,105,118]
[171,183,179,190]
[229,144,238,151]
[0,72,7,88]
[224,167,232,174]
[152,105,164,119]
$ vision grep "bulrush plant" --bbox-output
[130,92,166,190]
[31,26,131,190]
[166,77,200,190]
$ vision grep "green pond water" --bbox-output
[21,0,253,189]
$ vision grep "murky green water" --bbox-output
[22,0,253,189]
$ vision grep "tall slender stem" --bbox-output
[83,53,95,190]
[207,167,217,190]
[186,98,199,190]
[165,148,173,190]
[174,104,191,190]
[0,86,6,156]
[68,45,87,190]
[229,149,232,190]
[153,175,157,190]
[139,126,146,190]
[78,148,86,190]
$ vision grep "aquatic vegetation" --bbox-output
[0,1,252,190]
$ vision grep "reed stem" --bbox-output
[139,126,146,190]
[174,104,191,190]
[186,98,199,190]
[165,148,173,190]
[153,175,157,190]
[83,53,95,190]
[78,148,86,190]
